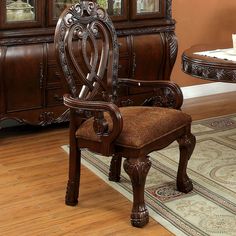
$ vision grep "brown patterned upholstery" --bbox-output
[76,106,192,149]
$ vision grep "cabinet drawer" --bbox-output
[118,58,130,78]
[3,44,44,112]
[47,44,61,84]
[47,60,62,84]
[117,36,131,78]
[118,36,129,56]
[132,34,164,80]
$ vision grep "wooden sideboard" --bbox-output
[0,0,177,127]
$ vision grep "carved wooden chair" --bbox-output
[54,1,196,227]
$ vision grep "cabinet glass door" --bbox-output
[131,0,165,19]
[48,0,127,26]
[6,0,36,22]
[136,0,159,14]
[1,0,43,28]
[99,0,128,21]
[53,0,79,19]
[48,0,79,26]
[97,0,122,16]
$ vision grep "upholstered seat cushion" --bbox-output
[76,106,191,149]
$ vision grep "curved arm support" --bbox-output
[64,94,123,151]
[118,78,183,109]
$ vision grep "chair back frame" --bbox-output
[54,1,119,103]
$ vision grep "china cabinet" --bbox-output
[0,0,177,127]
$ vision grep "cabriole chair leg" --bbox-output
[123,157,152,227]
[177,130,196,193]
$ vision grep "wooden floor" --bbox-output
[0,92,236,236]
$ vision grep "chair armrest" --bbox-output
[118,78,183,109]
[63,94,123,146]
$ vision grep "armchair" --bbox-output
[54,1,196,227]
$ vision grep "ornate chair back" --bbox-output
[55,1,119,103]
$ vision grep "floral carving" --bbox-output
[182,57,236,83]
[166,0,172,19]
[39,112,55,126]
[123,158,152,185]
[93,111,109,136]
[142,87,176,108]
[166,31,178,68]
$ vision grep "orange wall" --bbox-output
[171,0,236,86]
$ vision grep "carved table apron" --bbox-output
[182,44,236,83]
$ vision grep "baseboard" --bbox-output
[181,82,236,99]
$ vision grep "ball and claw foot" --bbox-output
[131,208,149,227]
[177,177,193,193]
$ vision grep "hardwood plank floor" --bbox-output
[0,92,236,236]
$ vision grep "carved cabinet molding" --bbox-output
[0,0,177,127]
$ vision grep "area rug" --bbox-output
[62,114,236,236]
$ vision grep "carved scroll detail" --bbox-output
[166,0,172,19]
[123,158,151,185]
[0,36,54,46]
[166,31,178,68]
[142,87,176,108]
[182,59,236,83]
[93,111,109,136]
[39,112,55,126]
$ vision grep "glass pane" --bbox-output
[97,0,123,16]
[6,0,36,22]
[137,0,160,14]
[53,0,124,18]
[53,0,79,18]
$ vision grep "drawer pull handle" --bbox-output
[53,94,63,102]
